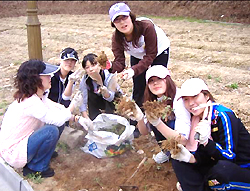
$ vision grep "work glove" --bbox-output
[78,116,94,131]
[121,68,134,80]
[124,102,144,121]
[145,111,161,126]
[89,65,103,85]
[99,86,110,98]
[194,101,212,145]
[71,91,84,108]
[170,144,192,163]
[69,68,84,83]
[107,72,119,92]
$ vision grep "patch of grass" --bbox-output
[116,163,124,168]
[26,173,44,184]
[56,142,70,153]
[94,177,104,188]
[228,83,239,89]
[144,185,148,191]
[0,100,9,110]
[215,77,222,83]
[207,74,212,79]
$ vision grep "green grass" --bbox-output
[140,15,242,26]
[25,173,44,184]
[0,100,9,110]
[56,142,70,153]
[228,83,239,89]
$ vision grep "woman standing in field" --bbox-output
[108,2,170,136]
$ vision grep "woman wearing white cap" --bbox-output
[0,60,93,178]
[48,47,84,155]
[170,78,250,191]
[123,65,191,163]
[108,2,170,133]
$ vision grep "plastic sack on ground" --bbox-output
[81,113,135,158]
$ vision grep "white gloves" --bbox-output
[71,91,84,108]
[88,64,102,85]
[195,120,211,145]
[122,68,135,80]
[124,102,144,121]
[99,86,110,98]
[69,68,84,83]
[78,116,94,131]
[145,111,161,126]
[107,72,119,92]
[171,144,192,163]
[195,101,212,145]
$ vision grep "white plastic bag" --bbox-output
[81,114,135,158]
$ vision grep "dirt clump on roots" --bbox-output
[115,96,138,119]
[96,51,108,68]
[161,135,182,155]
[143,97,172,120]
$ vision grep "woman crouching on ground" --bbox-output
[0,60,92,178]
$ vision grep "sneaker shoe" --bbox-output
[176,182,183,191]
[153,150,170,164]
[23,166,55,178]
[51,151,58,159]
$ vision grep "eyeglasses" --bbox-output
[113,15,129,24]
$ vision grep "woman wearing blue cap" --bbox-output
[108,2,170,134]
[170,78,250,191]
[0,60,92,178]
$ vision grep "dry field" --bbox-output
[0,13,250,191]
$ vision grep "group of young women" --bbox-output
[107,2,250,191]
[0,2,249,191]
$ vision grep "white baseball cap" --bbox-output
[145,65,171,83]
[109,2,131,22]
[178,78,209,99]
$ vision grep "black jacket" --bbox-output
[194,104,250,167]
[48,70,73,108]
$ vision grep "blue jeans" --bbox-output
[26,125,59,171]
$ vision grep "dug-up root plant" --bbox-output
[142,96,172,121]
[96,50,108,69]
[160,134,182,155]
[115,96,138,119]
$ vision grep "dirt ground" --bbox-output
[0,1,250,191]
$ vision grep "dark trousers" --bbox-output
[130,48,170,127]
[87,90,115,120]
[172,159,250,191]
[150,119,175,143]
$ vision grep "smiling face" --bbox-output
[148,76,167,98]
[182,92,209,118]
[113,15,134,36]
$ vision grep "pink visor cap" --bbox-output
[146,65,171,83]
[109,2,131,22]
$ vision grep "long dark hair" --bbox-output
[111,13,143,51]
[14,60,45,102]
[82,53,105,92]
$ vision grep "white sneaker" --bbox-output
[152,150,170,164]
[176,182,183,191]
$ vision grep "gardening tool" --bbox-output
[119,156,147,191]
